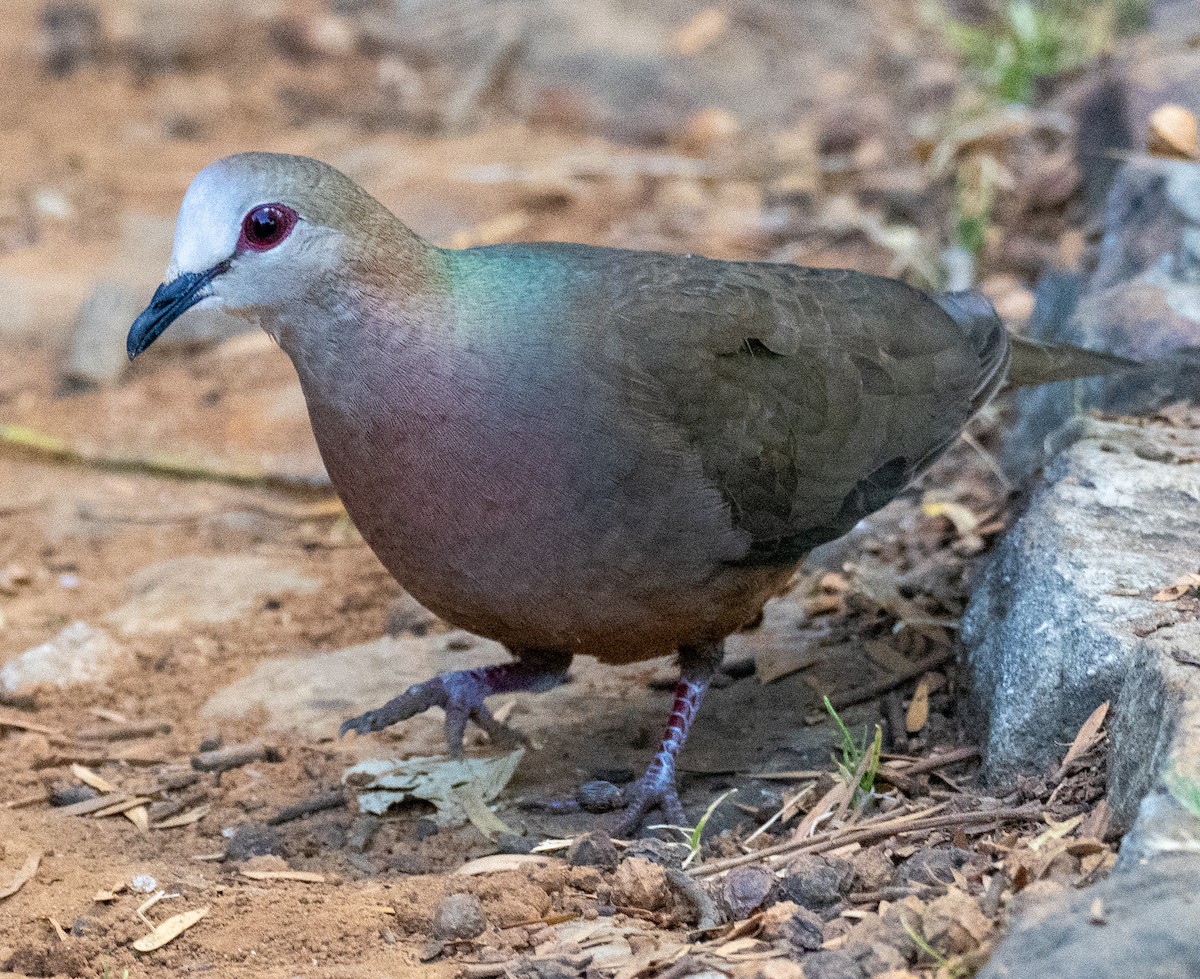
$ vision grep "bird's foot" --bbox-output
[523,766,685,837]
[526,666,714,836]
[338,655,570,757]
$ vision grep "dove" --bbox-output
[127,152,1133,833]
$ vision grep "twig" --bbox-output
[849,884,947,903]
[267,790,346,826]
[691,804,1042,877]
[0,422,330,494]
[76,719,172,742]
[192,742,280,773]
[886,746,980,777]
[664,868,720,930]
[805,649,955,721]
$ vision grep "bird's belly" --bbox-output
[314,411,775,660]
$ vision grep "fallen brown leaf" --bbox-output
[1148,104,1200,161]
[132,907,209,952]
[906,677,931,734]
[239,870,326,883]
[0,851,42,901]
[1055,701,1109,779]
[1153,572,1200,602]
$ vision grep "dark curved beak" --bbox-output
[127,261,229,360]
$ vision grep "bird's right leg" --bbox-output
[339,650,572,757]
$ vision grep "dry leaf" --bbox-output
[58,793,129,817]
[132,907,209,952]
[153,805,209,830]
[1056,702,1109,779]
[1153,572,1200,602]
[1148,104,1200,161]
[671,7,729,54]
[70,764,117,793]
[922,500,980,536]
[454,854,557,875]
[0,851,41,901]
[94,882,127,903]
[240,870,326,883]
[792,780,851,841]
[92,796,153,819]
[1029,814,1083,850]
[343,749,523,827]
[452,781,516,839]
[906,677,931,734]
[0,712,59,735]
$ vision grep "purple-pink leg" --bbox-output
[537,643,722,836]
[607,671,710,834]
[339,651,572,757]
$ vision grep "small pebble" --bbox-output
[48,784,97,807]
[225,823,282,861]
[495,833,539,855]
[783,907,826,951]
[576,779,623,813]
[721,864,777,919]
[623,837,689,870]
[431,893,486,941]
[567,831,619,870]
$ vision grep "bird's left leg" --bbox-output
[561,643,721,836]
[339,649,572,757]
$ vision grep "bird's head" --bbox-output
[127,152,419,359]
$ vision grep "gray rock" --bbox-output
[59,280,142,391]
[225,823,282,861]
[201,633,503,741]
[431,893,486,941]
[566,831,618,870]
[0,621,130,693]
[719,864,776,920]
[980,853,1200,979]
[105,555,320,634]
[1006,159,1200,478]
[965,417,1200,818]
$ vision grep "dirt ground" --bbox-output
[0,1,1124,976]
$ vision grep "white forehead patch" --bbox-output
[166,160,257,278]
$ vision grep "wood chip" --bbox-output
[70,764,118,793]
[454,854,557,875]
[92,796,154,819]
[94,883,127,902]
[49,917,68,941]
[132,907,209,952]
[1055,702,1108,780]
[192,742,275,773]
[239,870,326,883]
[1153,571,1200,602]
[0,712,59,735]
[153,805,210,830]
[905,677,931,734]
[57,792,128,817]
[0,851,42,901]
[1148,104,1200,161]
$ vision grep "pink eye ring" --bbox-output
[238,203,298,252]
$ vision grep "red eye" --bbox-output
[238,203,298,252]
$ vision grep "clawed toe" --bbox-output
[522,775,686,837]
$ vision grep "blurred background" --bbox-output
[1,4,1200,973]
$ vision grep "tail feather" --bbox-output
[1005,334,1140,388]
[933,289,1139,390]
